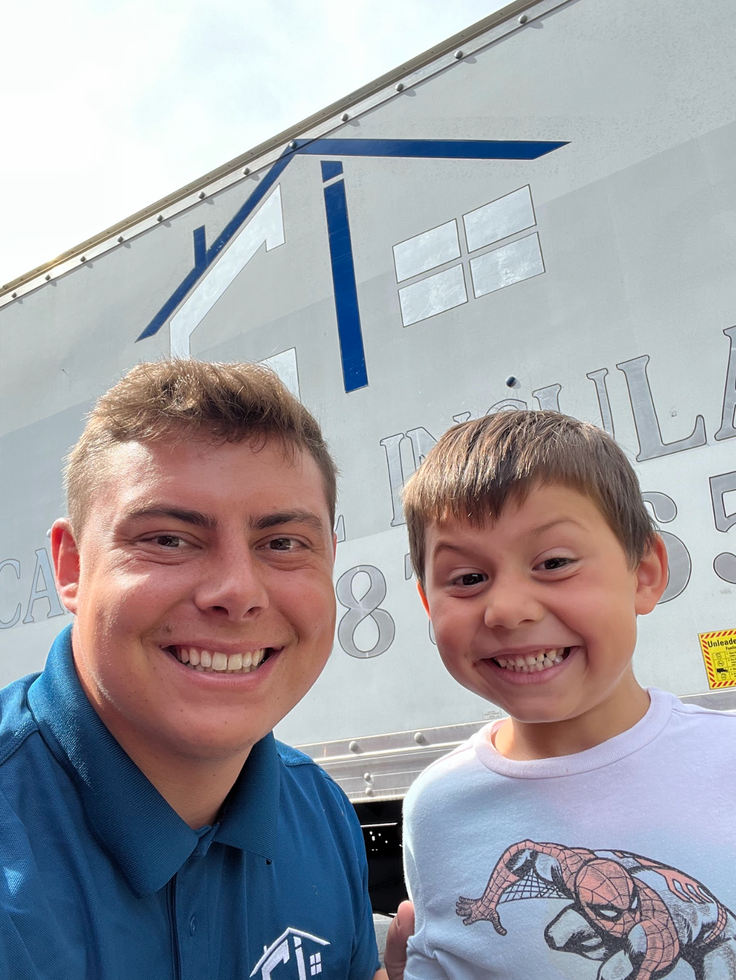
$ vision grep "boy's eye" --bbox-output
[539,556,574,571]
[453,572,486,587]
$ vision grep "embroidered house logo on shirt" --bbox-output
[250,928,330,979]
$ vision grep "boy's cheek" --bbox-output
[437,646,468,684]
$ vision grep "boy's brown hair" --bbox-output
[403,410,657,583]
[65,359,338,535]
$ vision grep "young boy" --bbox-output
[400,410,736,980]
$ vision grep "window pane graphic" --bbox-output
[399,265,467,325]
[463,186,535,253]
[470,233,544,298]
[393,220,460,282]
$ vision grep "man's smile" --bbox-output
[163,644,280,674]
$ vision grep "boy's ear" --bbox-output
[51,518,81,615]
[634,534,669,614]
[417,581,431,616]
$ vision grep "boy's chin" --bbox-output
[497,682,651,745]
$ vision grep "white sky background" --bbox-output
[0,0,508,288]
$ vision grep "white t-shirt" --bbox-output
[403,689,736,980]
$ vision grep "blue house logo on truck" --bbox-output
[137,137,567,392]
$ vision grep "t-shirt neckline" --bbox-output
[471,687,675,779]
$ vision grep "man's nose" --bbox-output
[483,576,543,631]
[194,546,269,619]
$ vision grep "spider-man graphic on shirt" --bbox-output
[457,840,736,979]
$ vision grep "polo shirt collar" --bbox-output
[28,626,281,898]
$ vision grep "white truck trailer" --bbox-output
[2,0,736,911]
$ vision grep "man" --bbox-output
[0,359,396,978]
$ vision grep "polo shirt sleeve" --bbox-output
[0,787,84,980]
[271,742,382,978]
[346,797,381,979]
[320,773,380,980]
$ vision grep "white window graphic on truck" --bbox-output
[393,184,544,326]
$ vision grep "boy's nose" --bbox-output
[194,548,269,620]
[483,578,543,631]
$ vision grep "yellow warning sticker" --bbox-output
[698,629,736,689]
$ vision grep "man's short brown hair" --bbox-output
[65,360,338,534]
[403,410,657,583]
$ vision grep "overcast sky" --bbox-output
[0,0,509,288]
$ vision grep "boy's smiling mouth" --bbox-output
[163,645,279,674]
[490,647,572,674]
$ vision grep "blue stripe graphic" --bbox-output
[137,153,292,341]
[301,138,567,160]
[320,160,344,182]
[138,136,567,345]
[192,226,207,268]
[323,178,368,392]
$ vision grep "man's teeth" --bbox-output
[170,647,267,674]
[493,649,568,673]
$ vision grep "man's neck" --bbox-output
[493,682,651,761]
[89,699,250,828]
[74,656,253,828]
[128,750,249,828]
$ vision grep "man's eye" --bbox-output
[151,535,184,548]
[268,537,300,551]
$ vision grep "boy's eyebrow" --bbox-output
[431,517,584,555]
[529,517,585,536]
[124,506,217,529]
[432,540,468,557]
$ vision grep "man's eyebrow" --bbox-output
[124,506,218,530]
[251,510,327,533]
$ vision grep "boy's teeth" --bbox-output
[493,648,568,673]
[169,647,269,674]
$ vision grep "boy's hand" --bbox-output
[383,901,415,980]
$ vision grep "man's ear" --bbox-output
[634,534,669,614]
[51,519,81,615]
[417,581,431,616]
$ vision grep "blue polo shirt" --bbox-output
[0,627,379,980]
